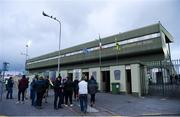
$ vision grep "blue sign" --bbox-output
[114,70,121,80]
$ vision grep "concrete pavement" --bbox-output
[0,87,180,116]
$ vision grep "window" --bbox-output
[27,33,160,65]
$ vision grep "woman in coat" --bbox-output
[88,75,98,107]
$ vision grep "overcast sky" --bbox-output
[0,0,179,71]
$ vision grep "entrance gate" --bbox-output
[146,59,180,98]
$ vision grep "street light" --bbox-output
[25,44,28,60]
[42,11,61,74]
[21,45,29,75]
[21,41,31,74]
[26,40,31,60]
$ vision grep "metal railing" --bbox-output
[146,59,180,98]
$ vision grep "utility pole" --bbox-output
[2,62,10,81]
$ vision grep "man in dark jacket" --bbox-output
[44,76,50,103]
[64,77,74,106]
[16,75,28,104]
[73,78,79,101]
[6,77,14,99]
[34,76,46,109]
[53,76,63,110]
[88,75,98,107]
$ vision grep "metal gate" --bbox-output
[146,59,180,98]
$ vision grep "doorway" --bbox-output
[102,71,110,92]
[126,69,132,94]
[82,72,89,81]
[156,71,163,84]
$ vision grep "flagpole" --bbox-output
[98,34,102,91]
[83,48,86,68]
[83,48,88,68]
[116,49,118,64]
[99,34,102,68]
[115,37,120,64]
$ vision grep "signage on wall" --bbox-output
[114,70,121,80]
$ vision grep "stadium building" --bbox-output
[26,22,174,96]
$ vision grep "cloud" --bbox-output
[0,0,179,71]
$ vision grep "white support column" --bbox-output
[89,67,101,91]
[73,69,82,81]
[110,65,126,92]
[60,70,68,78]
[131,64,141,96]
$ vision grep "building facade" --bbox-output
[26,22,173,96]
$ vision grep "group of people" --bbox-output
[28,75,49,108]
[5,74,98,114]
[51,74,98,113]
[5,75,49,108]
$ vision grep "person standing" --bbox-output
[16,75,28,104]
[6,77,14,99]
[88,75,98,107]
[73,78,79,101]
[64,77,74,107]
[34,76,46,109]
[53,76,63,110]
[44,76,50,103]
[61,77,67,105]
[24,77,29,100]
[78,76,88,113]
[30,77,37,106]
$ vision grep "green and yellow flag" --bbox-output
[115,37,121,52]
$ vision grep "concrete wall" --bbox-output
[131,64,141,96]
[110,65,126,93]
[73,69,82,81]
[60,70,68,79]
[89,67,101,90]
[120,65,126,92]
[36,64,144,96]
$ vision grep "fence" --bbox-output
[146,59,180,98]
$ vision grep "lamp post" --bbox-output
[42,11,61,74]
[21,44,29,74]
[26,44,28,60]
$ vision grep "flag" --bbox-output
[82,48,89,54]
[99,34,102,50]
[115,37,121,52]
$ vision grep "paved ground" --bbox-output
[0,87,180,116]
